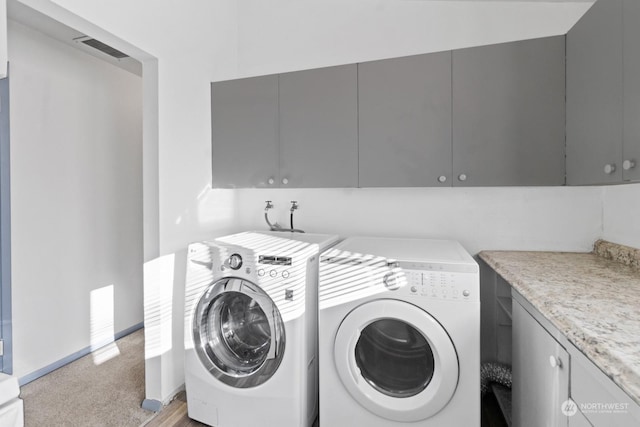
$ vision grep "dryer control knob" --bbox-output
[228,254,243,270]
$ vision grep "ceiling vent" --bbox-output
[74,36,129,59]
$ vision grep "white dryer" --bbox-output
[184,231,339,427]
[318,236,480,427]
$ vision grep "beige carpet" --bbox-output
[20,329,155,427]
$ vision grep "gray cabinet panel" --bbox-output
[513,301,569,427]
[211,76,279,188]
[623,0,640,182]
[567,0,623,185]
[453,37,566,186]
[358,53,452,187]
[279,65,358,188]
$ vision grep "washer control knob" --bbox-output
[282,271,290,279]
[270,270,277,278]
[410,286,418,293]
[383,272,400,291]
[228,254,243,270]
[462,290,470,297]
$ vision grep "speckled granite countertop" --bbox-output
[479,240,640,406]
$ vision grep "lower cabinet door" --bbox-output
[513,301,570,427]
[569,410,594,427]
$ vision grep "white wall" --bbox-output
[8,20,143,378]
[235,1,593,78]
[10,0,596,403]
[233,187,604,255]
[602,183,640,249]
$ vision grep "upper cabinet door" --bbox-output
[623,0,640,182]
[567,0,623,185]
[358,53,452,187]
[279,65,358,188]
[452,37,566,187]
[211,76,279,188]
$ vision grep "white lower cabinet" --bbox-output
[570,343,640,427]
[513,294,640,427]
[513,300,569,427]
[569,410,593,427]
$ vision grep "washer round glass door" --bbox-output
[334,299,459,422]
[193,277,285,388]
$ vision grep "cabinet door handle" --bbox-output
[604,163,616,175]
[458,173,467,182]
[549,355,563,369]
[267,177,275,185]
[438,175,447,183]
[281,177,289,185]
[623,159,636,170]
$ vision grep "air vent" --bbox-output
[75,36,128,59]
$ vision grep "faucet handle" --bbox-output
[265,200,274,210]
[290,201,299,212]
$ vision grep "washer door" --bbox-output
[193,277,285,388]
[334,299,459,422]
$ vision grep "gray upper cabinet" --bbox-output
[567,0,624,185]
[623,0,640,182]
[279,65,358,188]
[452,37,566,187]
[211,76,279,188]
[358,53,452,187]
[212,38,569,188]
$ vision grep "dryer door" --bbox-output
[193,277,285,388]
[334,299,459,422]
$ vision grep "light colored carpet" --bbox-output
[20,329,155,427]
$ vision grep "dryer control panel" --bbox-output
[391,261,479,302]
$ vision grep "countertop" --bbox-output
[479,240,640,406]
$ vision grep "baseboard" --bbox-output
[18,322,144,386]
[141,399,162,412]
[141,383,186,416]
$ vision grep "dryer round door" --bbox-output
[334,299,459,422]
[193,277,285,388]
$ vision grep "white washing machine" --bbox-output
[184,231,339,427]
[318,236,480,427]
